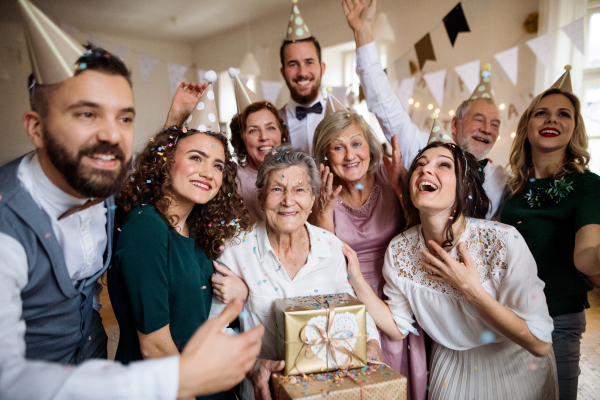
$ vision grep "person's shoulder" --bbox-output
[120,205,169,236]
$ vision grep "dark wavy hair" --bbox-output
[229,101,290,164]
[399,141,490,248]
[117,127,248,259]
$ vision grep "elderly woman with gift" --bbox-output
[311,98,427,400]
[210,147,381,400]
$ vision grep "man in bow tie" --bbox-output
[278,36,327,154]
[0,2,263,399]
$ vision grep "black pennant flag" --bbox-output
[415,33,436,71]
[443,3,470,47]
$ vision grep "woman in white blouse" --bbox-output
[211,147,381,400]
[344,141,558,400]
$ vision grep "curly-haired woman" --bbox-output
[107,127,249,400]
[500,73,600,399]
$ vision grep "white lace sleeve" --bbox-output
[499,227,554,343]
[382,243,418,336]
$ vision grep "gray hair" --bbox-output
[256,146,321,197]
[455,98,497,121]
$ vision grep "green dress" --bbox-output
[501,171,600,318]
[108,205,235,399]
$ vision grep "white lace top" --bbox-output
[383,218,554,351]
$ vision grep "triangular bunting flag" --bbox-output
[561,17,585,54]
[454,60,480,93]
[526,33,553,69]
[396,77,416,111]
[423,69,446,107]
[443,3,470,47]
[139,54,158,83]
[494,46,518,86]
[415,33,436,71]
[261,80,285,105]
[167,62,188,95]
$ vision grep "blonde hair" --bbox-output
[507,88,590,196]
[312,112,383,174]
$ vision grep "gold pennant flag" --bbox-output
[414,33,436,71]
[18,0,85,85]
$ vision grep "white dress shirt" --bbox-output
[211,220,380,361]
[383,218,554,350]
[282,95,326,155]
[0,152,179,399]
[356,42,509,218]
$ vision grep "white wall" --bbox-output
[192,0,541,168]
[0,22,194,166]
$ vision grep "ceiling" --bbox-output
[0,0,319,43]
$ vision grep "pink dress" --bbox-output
[235,165,265,225]
[333,163,428,400]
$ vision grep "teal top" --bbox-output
[108,205,234,399]
[501,171,600,318]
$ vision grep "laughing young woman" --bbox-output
[344,138,558,400]
[108,127,249,400]
[501,71,600,399]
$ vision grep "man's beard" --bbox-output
[43,128,131,198]
[287,74,322,105]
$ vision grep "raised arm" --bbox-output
[164,82,208,128]
[421,239,553,358]
[310,164,342,233]
[343,0,428,168]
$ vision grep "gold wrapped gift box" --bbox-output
[272,365,407,400]
[275,293,368,376]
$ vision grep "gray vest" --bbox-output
[0,155,114,364]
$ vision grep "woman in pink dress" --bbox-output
[311,112,428,400]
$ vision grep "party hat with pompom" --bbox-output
[185,70,220,133]
[285,0,312,41]
[428,113,455,144]
[18,0,86,85]
[325,86,349,115]
[468,63,495,102]
[229,67,263,115]
[549,65,573,93]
